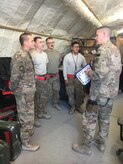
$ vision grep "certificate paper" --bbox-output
[75,64,91,85]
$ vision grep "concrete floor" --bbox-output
[12,93,123,164]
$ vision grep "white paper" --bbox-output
[76,64,91,85]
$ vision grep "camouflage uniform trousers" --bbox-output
[35,79,48,117]
[82,97,114,145]
[47,75,60,104]
[14,91,35,144]
[66,78,85,108]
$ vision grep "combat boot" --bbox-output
[76,107,83,114]
[94,137,106,153]
[43,110,47,114]
[72,143,92,156]
[22,142,40,151]
[53,103,61,111]
[68,106,75,115]
[38,113,51,119]
[34,119,41,127]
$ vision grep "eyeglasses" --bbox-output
[73,46,80,48]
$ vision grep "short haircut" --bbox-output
[97,26,111,36]
[19,32,32,46]
[71,41,80,47]
[46,37,53,42]
[34,36,42,42]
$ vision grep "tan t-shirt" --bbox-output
[44,49,61,74]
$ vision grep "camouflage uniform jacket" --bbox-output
[10,48,35,94]
[90,40,122,99]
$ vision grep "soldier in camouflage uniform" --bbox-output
[72,26,122,155]
[30,37,51,128]
[10,33,40,151]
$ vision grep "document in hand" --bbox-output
[75,64,91,85]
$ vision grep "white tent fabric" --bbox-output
[0,0,123,57]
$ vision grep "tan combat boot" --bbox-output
[72,143,92,156]
[38,113,51,119]
[34,119,41,127]
[53,103,61,111]
[68,106,75,115]
[94,137,106,153]
[22,142,40,151]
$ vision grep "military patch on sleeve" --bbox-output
[15,52,22,60]
[19,65,25,73]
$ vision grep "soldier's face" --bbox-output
[96,30,104,45]
[27,35,35,50]
[71,44,80,54]
[35,38,44,50]
[46,39,54,50]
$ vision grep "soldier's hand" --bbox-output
[85,68,92,76]
[85,68,94,79]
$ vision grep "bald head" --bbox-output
[96,26,112,45]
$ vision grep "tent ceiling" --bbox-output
[0,0,123,39]
[0,0,123,57]
[82,0,123,35]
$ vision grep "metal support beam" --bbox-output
[0,24,71,42]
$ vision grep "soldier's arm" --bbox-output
[59,52,63,68]
[10,57,25,90]
[63,56,68,80]
[89,49,109,81]
[95,51,109,79]
[46,53,49,73]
